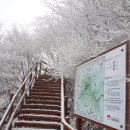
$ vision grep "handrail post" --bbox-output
[76,116,82,130]
[8,94,14,130]
[64,117,69,130]
[61,72,76,130]
[29,68,32,95]
[64,78,68,130]
[64,96,68,117]
[64,125,67,130]
[21,77,25,108]
[39,62,42,76]
[29,68,32,82]
[64,79,66,95]
[35,62,38,80]
[64,79,68,117]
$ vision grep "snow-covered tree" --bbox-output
[0,24,41,94]
[33,0,130,78]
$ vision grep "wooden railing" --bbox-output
[0,60,76,130]
[0,61,46,130]
[61,72,76,130]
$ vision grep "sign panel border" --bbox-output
[74,40,130,130]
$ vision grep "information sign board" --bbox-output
[74,44,126,130]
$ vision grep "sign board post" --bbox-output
[74,40,130,130]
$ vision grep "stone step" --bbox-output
[26,96,61,101]
[35,81,61,85]
[18,114,61,122]
[30,89,60,93]
[33,87,60,90]
[34,84,60,87]
[20,109,61,116]
[13,128,58,130]
[22,104,61,110]
[26,99,61,105]
[29,92,60,97]
[15,121,61,129]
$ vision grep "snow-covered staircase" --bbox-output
[14,75,61,130]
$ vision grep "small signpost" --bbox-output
[74,40,130,130]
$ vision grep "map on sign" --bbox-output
[74,56,105,121]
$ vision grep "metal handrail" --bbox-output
[61,72,76,130]
[0,60,46,129]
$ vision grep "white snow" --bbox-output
[21,108,60,112]
[0,98,9,109]
[19,114,60,118]
[15,120,61,125]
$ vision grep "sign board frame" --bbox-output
[74,40,130,130]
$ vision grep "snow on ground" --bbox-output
[19,114,60,118]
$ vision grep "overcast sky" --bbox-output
[0,0,49,27]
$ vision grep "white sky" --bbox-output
[0,0,50,27]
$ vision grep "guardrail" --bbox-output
[0,60,47,130]
[61,72,76,130]
[0,60,76,130]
